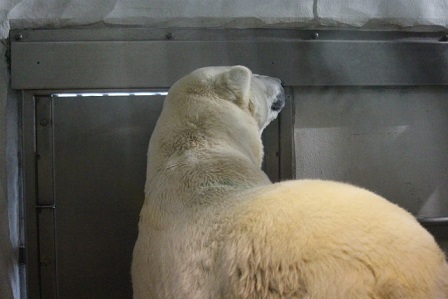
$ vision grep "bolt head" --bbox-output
[14,33,23,41]
[166,32,175,40]
[312,32,319,40]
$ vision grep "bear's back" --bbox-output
[218,180,448,299]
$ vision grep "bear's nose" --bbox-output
[271,89,285,112]
[271,100,284,112]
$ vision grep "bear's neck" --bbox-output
[142,96,271,226]
[161,95,265,167]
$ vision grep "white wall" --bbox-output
[1,1,448,298]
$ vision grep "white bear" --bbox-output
[132,66,448,299]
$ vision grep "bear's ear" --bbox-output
[216,66,251,107]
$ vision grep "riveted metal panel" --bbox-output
[10,28,447,43]
[11,37,448,89]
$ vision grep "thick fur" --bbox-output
[132,66,448,299]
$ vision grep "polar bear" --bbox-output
[132,66,448,299]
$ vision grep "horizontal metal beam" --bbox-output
[419,217,448,227]
[11,36,448,89]
[10,28,447,43]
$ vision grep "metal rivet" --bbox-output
[166,32,175,40]
[40,119,48,127]
[14,33,23,41]
[311,32,319,40]
[41,257,52,267]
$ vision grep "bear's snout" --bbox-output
[271,88,285,112]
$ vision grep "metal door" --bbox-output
[23,91,287,299]
[31,94,165,298]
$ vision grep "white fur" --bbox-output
[132,66,448,299]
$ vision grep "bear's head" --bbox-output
[168,65,285,133]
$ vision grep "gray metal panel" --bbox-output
[38,208,57,298]
[51,95,164,299]
[11,39,448,89]
[293,86,448,253]
[10,28,447,43]
[262,118,280,182]
[36,96,54,206]
[293,86,448,218]
[279,89,295,181]
[22,92,41,299]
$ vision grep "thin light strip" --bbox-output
[52,91,168,97]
